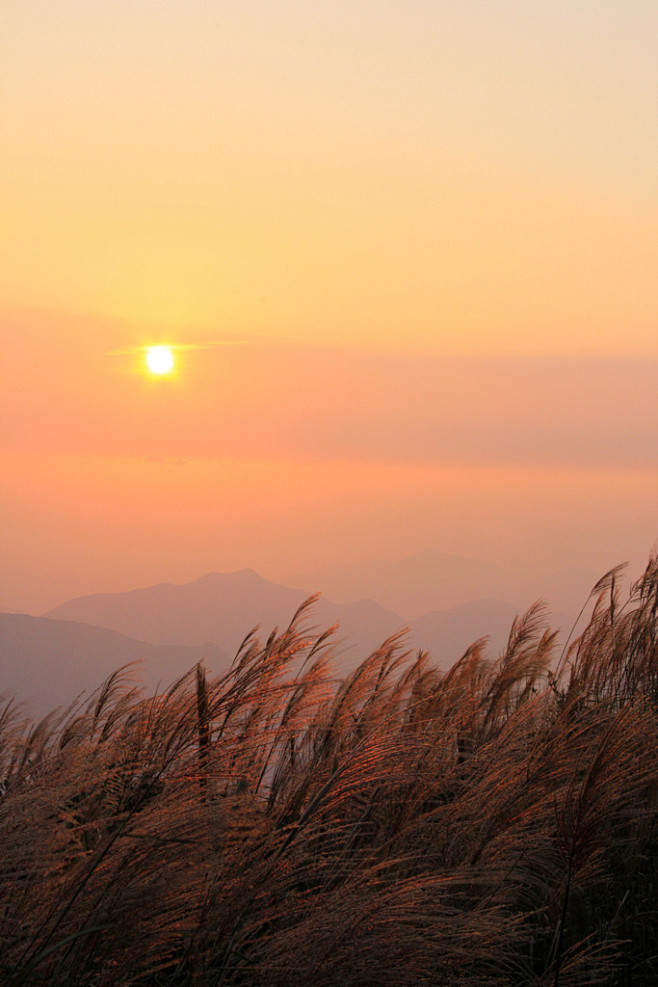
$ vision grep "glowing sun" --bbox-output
[146,346,175,375]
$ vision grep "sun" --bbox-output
[146,345,175,375]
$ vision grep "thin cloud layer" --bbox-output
[3,325,656,471]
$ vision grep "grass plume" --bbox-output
[1,558,657,984]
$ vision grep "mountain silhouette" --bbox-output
[23,571,572,713]
[44,570,405,671]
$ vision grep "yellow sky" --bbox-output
[3,1,657,354]
[1,2,657,612]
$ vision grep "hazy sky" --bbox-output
[2,1,656,613]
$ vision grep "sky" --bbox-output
[1,1,657,614]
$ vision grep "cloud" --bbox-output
[107,340,247,357]
[3,324,657,471]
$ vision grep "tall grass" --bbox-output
[1,561,657,985]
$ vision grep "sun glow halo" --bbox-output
[146,346,175,375]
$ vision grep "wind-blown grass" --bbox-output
[1,560,657,985]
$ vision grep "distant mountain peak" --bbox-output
[43,571,406,664]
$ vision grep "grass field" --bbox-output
[1,558,657,985]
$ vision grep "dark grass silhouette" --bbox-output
[1,559,657,985]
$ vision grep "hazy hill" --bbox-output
[6,576,575,715]
[293,550,599,621]
[0,613,228,718]
[409,599,522,665]
[44,570,406,671]
[292,550,500,619]
[43,569,564,675]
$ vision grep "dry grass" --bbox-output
[1,562,657,985]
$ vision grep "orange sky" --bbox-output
[1,2,657,613]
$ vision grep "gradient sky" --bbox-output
[2,1,657,613]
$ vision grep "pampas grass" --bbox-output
[1,560,657,985]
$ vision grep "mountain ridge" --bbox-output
[44,569,570,670]
[44,570,405,670]
[6,569,574,717]
[0,612,229,718]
